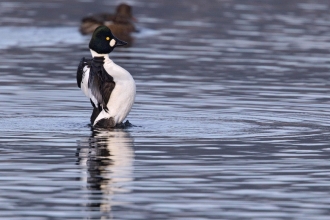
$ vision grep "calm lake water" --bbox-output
[1,0,330,219]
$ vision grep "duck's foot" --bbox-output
[94,117,116,129]
[92,118,134,130]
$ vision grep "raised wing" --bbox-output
[89,57,115,112]
[100,66,116,109]
[76,57,92,88]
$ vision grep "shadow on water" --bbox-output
[76,129,134,219]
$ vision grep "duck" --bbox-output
[79,3,136,45]
[76,25,136,128]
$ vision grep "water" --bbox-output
[1,0,330,219]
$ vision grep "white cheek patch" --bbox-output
[110,39,116,47]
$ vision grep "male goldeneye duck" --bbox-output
[77,25,136,129]
[79,3,136,45]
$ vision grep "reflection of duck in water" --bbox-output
[76,129,134,217]
[80,3,136,46]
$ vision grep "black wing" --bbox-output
[89,58,116,112]
[100,66,116,110]
[76,57,92,88]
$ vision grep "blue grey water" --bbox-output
[1,0,330,219]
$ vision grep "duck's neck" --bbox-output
[90,49,111,62]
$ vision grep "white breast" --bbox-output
[93,59,136,125]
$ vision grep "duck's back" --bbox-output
[102,60,136,124]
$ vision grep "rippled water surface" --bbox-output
[1,0,330,219]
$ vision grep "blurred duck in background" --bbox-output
[80,3,136,46]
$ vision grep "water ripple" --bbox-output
[1,0,330,219]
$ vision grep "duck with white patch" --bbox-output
[77,25,136,128]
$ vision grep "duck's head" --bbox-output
[116,3,133,18]
[89,25,127,54]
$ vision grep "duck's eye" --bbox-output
[106,37,110,41]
